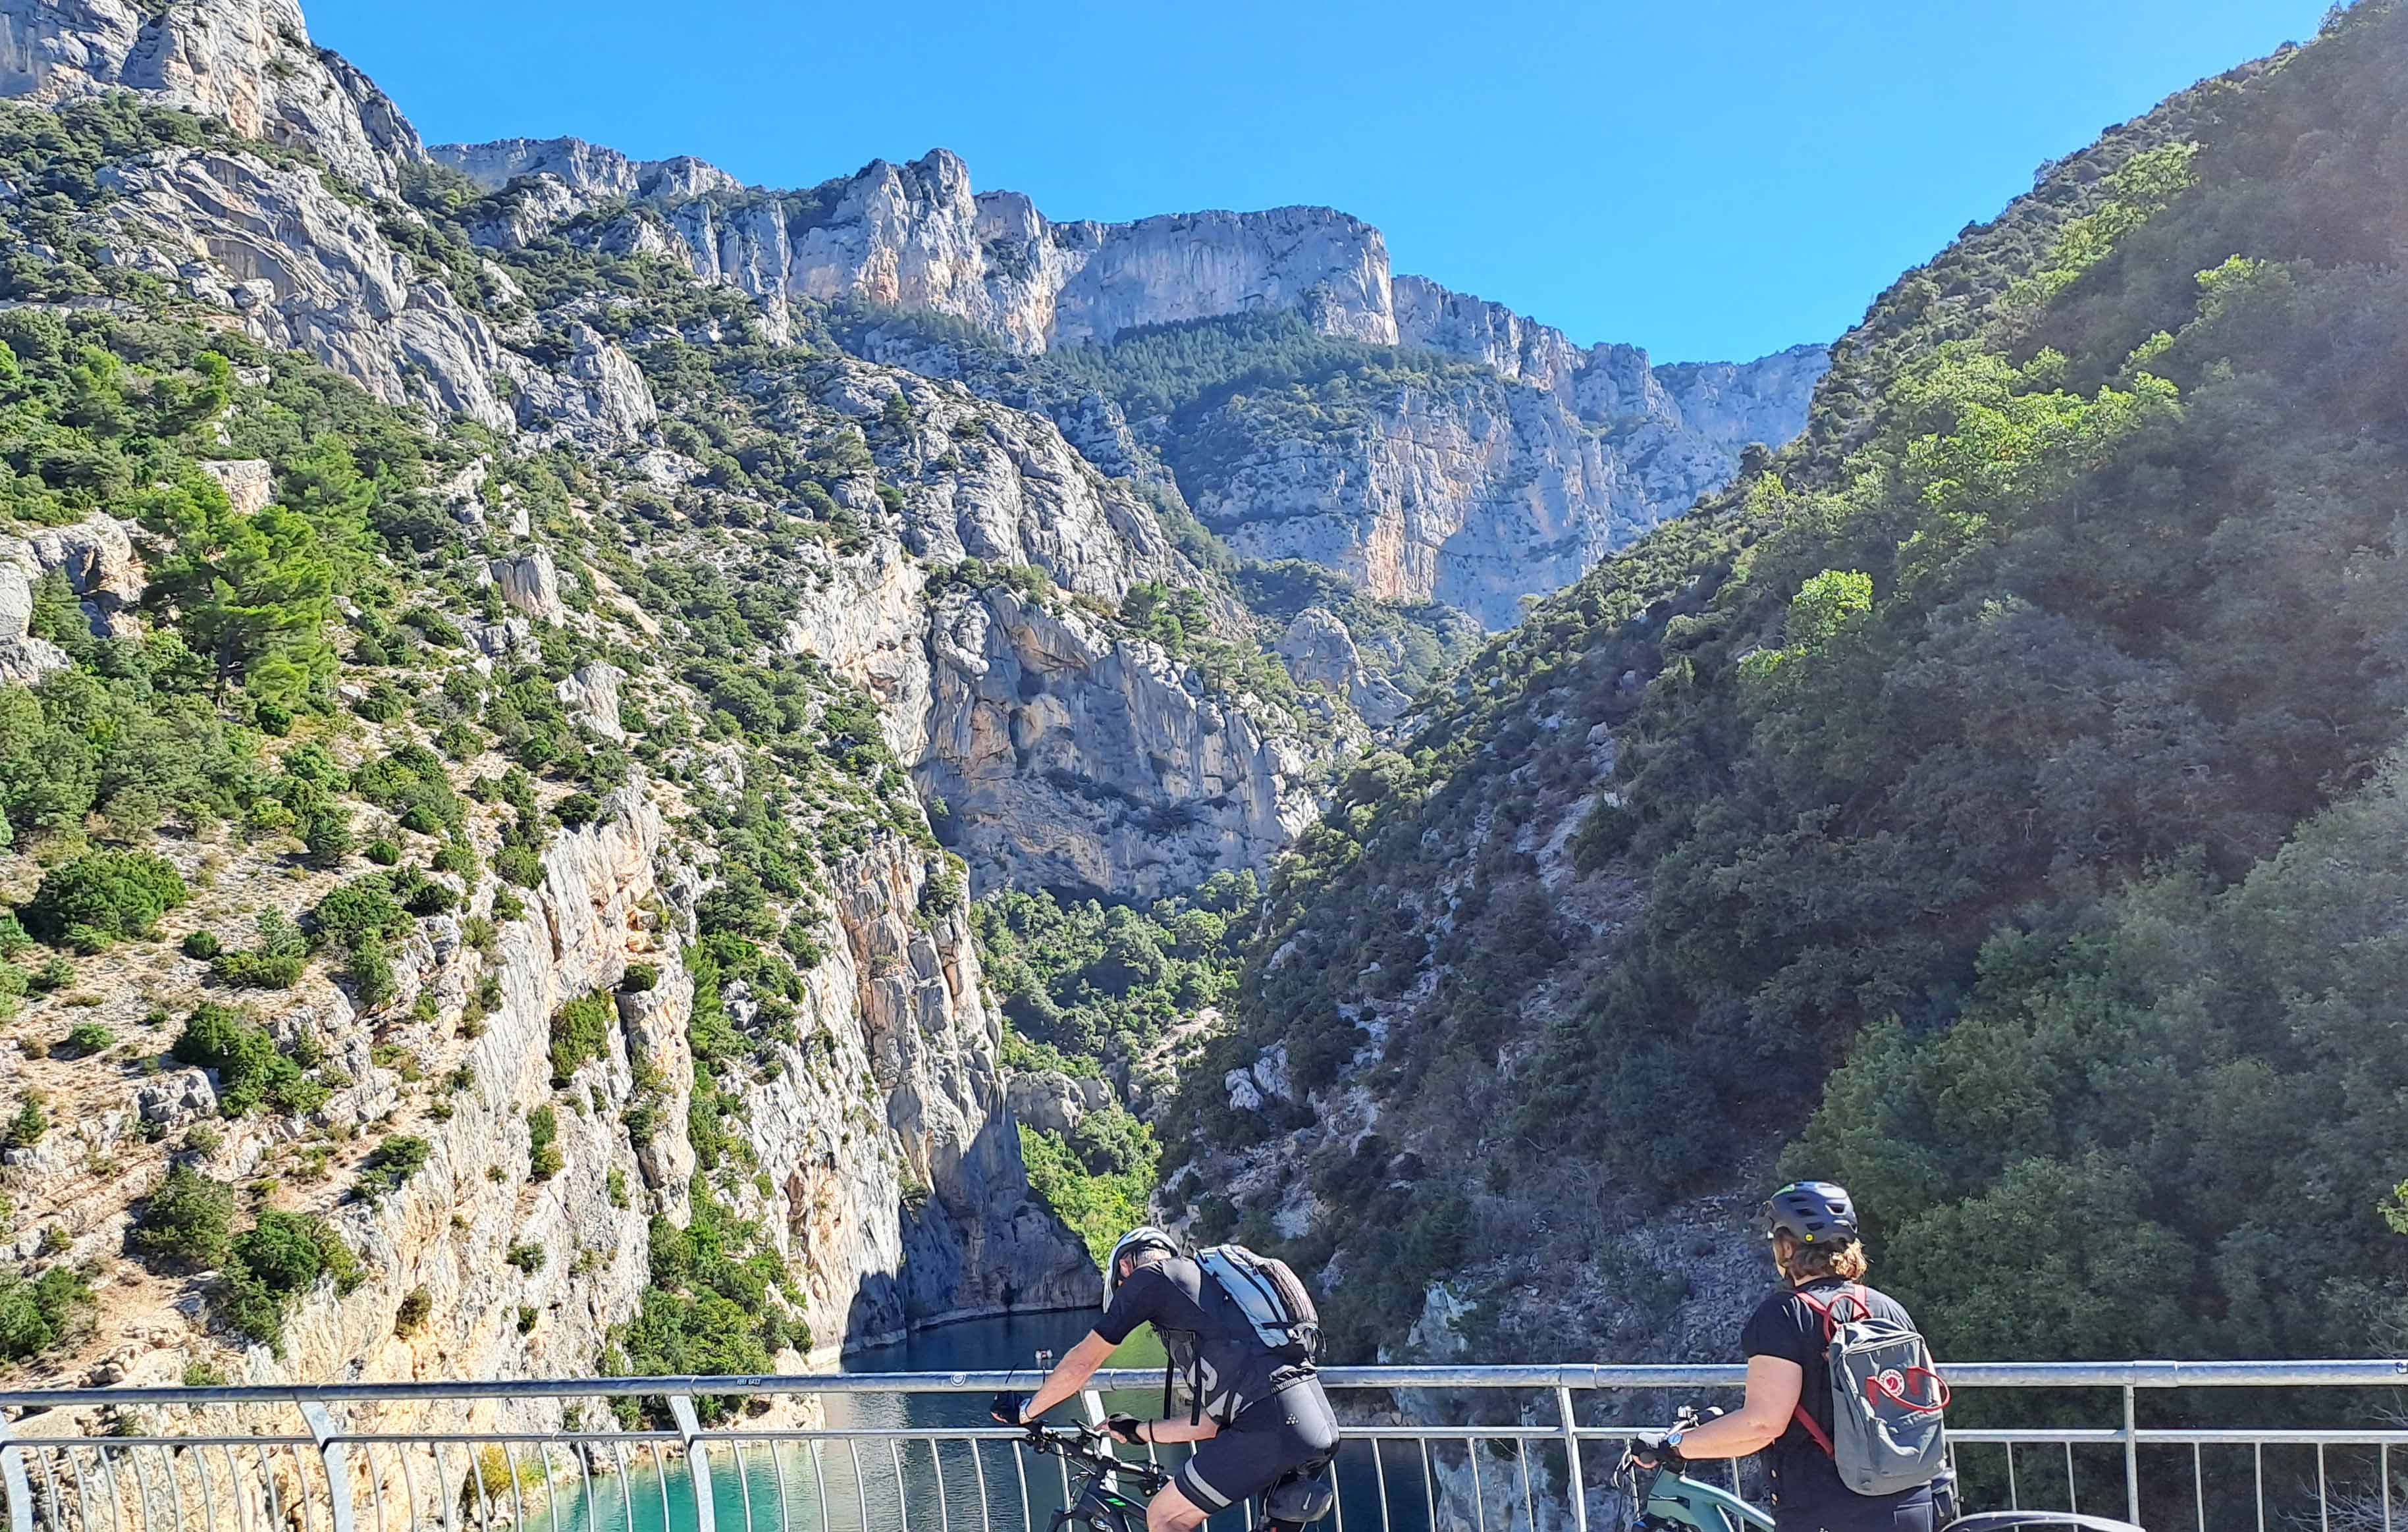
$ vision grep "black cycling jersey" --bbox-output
[1096,1257,1312,1424]
[1740,1277,1933,1531]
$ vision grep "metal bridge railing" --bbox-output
[1,1361,2401,1532]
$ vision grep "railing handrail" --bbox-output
[3,1358,2399,1410]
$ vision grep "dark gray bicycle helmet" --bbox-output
[1100,1226,1180,1309]
[1763,1180,1860,1246]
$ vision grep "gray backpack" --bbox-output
[1195,1244,1322,1363]
[1792,1285,1950,1496]
[1160,1244,1322,1425]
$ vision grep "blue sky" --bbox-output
[305,0,2331,362]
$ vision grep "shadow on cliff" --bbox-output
[839,1111,1098,1352]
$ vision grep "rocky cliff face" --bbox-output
[921,589,1323,897]
[0,0,422,194]
[5,747,1088,1398]
[430,142,1403,356]
[450,137,1820,625]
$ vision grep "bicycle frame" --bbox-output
[1632,1463,1776,1532]
[1024,1425,1171,1532]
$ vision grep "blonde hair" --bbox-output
[1773,1231,1869,1284]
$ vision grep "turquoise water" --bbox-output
[540,1312,1285,1532]
[537,1311,1439,1532]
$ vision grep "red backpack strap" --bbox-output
[1791,1402,1836,1456]
[1792,1286,1842,1340]
[1786,1284,1850,1458]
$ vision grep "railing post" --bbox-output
[0,1412,34,1532]
[2122,1385,2140,1527]
[299,1402,359,1532]
[670,1394,719,1532]
[1554,1386,1588,1532]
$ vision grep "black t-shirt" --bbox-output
[1095,1258,1302,1424]
[1739,1278,1933,1525]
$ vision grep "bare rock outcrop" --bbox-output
[489,546,564,621]
[434,143,1403,354]
[554,660,626,739]
[919,589,1319,897]
[96,147,518,429]
[0,558,67,685]
[1,512,145,637]
[198,458,276,514]
[0,0,425,196]
[1279,606,1410,726]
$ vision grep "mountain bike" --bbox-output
[1615,1410,2149,1532]
[1011,1423,1335,1532]
[1016,1421,1173,1532]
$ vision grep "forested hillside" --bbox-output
[1171,0,2408,1365]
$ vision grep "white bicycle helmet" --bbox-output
[1101,1226,1180,1309]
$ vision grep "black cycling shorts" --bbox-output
[1174,1380,1339,1514]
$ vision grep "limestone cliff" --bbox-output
[429,142,1402,355]
[0,0,423,194]
[3,747,1087,1394]
[920,589,1321,897]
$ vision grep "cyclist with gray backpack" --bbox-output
[1639,1182,1950,1532]
[993,1226,1338,1532]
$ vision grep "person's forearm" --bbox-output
[1140,1418,1217,1444]
[1021,1333,1117,1421]
[1669,1409,1781,1460]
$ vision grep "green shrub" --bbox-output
[365,839,401,866]
[209,909,309,990]
[554,791,601,828]
[0,1267,93,1361]
[132,1164,236,1271]
[311,879,408,950]
[495,844,541,887]
[293,802,352,866]
[18,852,188,951]
[211,949,305,989]
[527,1106,562,1179]
[221,1211,360,1346]
[28,955,73,993]
[181,930,223,960]
[347,932,396,1007]
[170,1004,328,1117]
[5,1094,47,1148]
[620,963,658,994]
[504,1242,545,1273]
[394,1284,431,1336]
[61,1021,114,1056]
[549,992,612,1084]
[353,745,464,835]
[357,1135,431,1201]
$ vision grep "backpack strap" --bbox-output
[1787,1284,1851,1460]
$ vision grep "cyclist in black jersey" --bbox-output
[994,1228,1339,1532]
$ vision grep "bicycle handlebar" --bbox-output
[1018,1423,1172,1492]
